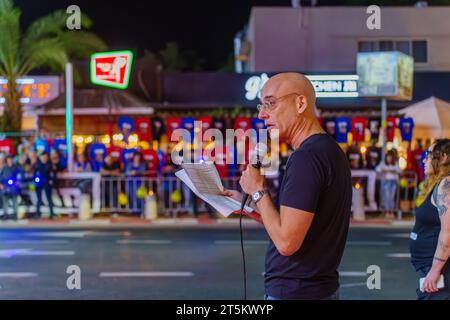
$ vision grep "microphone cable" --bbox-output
[239,204,247,300]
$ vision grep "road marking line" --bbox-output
[215,240,268,245]
[99,272,194,277]
[339,272,367,277]
[18,250,75,256]
[27,231,87,238]
[3,240,69,244]
[382,233,410,238]
[347,241,392,246]
[386,253,411,258]
[340,282,367,288]
[116,240,172,244]
[0,272,38,278]
[86,231,132,237]
[0,249,32,258]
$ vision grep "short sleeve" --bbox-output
[279,151,325,214]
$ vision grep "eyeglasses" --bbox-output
[424,150,433,160]
[256,93,301,113]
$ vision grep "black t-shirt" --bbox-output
[366,146,381,169]
[102,161,121,176]
[265,133,352,299]
[410,180,449,272]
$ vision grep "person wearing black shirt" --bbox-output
[223,73,352,300]
[410,139,450,299]
[0,155,20,220]
[100,155,121,208]
[346,141,363,170]
[50,149,67,208]
[34,152,55,219]
[366,141,381,170]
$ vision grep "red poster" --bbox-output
[351,117,368,142]
[141,149,159,177]
[135,117,152,142]
[0,139,14,155]
[166,117,182,141]
[234,116,251,132]
[386,117,397,142]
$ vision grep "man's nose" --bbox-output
[258,109,269,120]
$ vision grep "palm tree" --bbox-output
[0,0,107,135]
[144,41,205,72]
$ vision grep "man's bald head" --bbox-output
[257,72,323,147]
[261,72,316,115]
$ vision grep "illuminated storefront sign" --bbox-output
[0,76,60,107]
[244,73,359,101]
[90,50,134,89]
[357,51,413,100]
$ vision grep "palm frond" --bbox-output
[19,38,68,75]
[59,31,107,59]
[0,7,21,74]
[22,10,93,48]
[22,10,67,46]
[0,0,13,14]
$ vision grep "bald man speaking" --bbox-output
[223,73,352,300]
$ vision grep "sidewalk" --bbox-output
[0,215,415,229]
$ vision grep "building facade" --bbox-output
[245,6,450,72]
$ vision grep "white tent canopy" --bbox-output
[400,96,450,140]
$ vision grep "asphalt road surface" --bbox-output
[0,226,418,300]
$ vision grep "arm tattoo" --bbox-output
[434,256,447,263]
[435,179,449,217]
[438,239,450,251]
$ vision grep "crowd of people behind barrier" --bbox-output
[0,135,428,220]
[0,139,165,220]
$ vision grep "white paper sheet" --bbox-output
[182,162,224,194]
[175,168,253,217]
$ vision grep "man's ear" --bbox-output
[296,95,308,114]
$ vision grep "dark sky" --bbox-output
[15,0,344,70]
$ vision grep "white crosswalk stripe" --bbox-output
[116,240,172,244]
[0,272,38,278]
[386,253,411,258]
[347,241,392,246]
[215,240,268,245]
[99,272,194,277]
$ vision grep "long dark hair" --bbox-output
[385,149,397,165]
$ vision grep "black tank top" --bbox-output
[410,181,446,271]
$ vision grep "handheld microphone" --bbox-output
[240,143,268,211]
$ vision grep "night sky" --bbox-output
[15,0,346,70]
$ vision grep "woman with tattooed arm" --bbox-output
[410,138,450,299]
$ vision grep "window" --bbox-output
[358,41,376,52]
[357,39,428,64]
[412,40,428,63]
[395,41,410,55]
[379,41,394,51]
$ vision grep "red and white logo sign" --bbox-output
[90,50,133,89]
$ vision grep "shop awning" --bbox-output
[400,96,450,139]
[34,88,154,116]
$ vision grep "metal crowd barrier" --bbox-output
[377,170,418,219]
[99,174,241,217]
[0,169,419,219]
